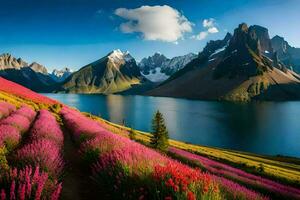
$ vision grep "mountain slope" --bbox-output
[59,50,142,94]
[148,23,300,101]
[0,53,57,92]
[271,35,300,72]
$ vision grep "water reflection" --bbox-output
[43,93,300,157]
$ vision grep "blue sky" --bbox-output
[0,0,299,71]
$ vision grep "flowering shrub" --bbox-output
[0,125,21,151]
[14,139,64,177]
[0,102,16,119]
[215,176,269,200]
[61,108,106,142]
[0,114,31,134]
[170,147,300,199]
[0,106,36,134]
[0,166,62,200]
[13,106,36,122]
[29,110,64,146]
[0,77,57,105]
[152,161,220,200]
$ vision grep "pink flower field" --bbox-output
[61,106,268,200]
[0,96,298,200]
[169,147,300,199]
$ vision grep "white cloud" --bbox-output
[208,27,219,33]
[114,5,193,42]
[191,31,208,40]
[203,18,215,28]
[192,18,219,40]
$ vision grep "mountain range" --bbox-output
[139,52,197,82]
[0,23,300,101]
[0,53,72,92]
[148,23,300,101]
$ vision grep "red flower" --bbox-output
[187,191,196,200]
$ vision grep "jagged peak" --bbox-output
[238,23,249,32]
[272,35,284,40]
[107,49,134,63]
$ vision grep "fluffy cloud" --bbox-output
[191,31,208,40]
[115,5,193,43]
[203,19,215,28]
[193,18,219,40]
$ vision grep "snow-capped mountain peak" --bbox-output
[139,52,197,82]
[50,67,72,82]
[108,49,134,63]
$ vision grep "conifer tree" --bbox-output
[150,110,169,151]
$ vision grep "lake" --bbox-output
[43,93,300,158]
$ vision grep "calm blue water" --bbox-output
[43,94,300,158]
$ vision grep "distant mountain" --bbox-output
[0,53,57,92]
[50,68,72,82]
[271,35,300,72]
[29,62,48,74]
[148,23,300,101]
[0,53,28,70]
[139,52,197,82]
[59,49,143,94]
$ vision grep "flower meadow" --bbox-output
[13,109,64,177]
[170,147,300,199]
[0,103,63,200]
[0,98,297,200]
[0,77,57,105]
[0,106,36,134]
[61,107,268,200]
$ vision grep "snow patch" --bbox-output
[209,47,226,58]
[231,49,237,54]
[108,49,134,63]
[142,67,170,82]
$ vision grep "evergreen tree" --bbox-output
[150,110,169,151]
[129,127,137,141]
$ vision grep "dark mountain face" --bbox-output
[249,25,273,53]
[0,68,57,92]
[164,32,232,84]
[139,53,168,75]
[0,53,57,92]
[60,50,143,94]
[213,23,273,79]
[271,35,300,72]
[148,23,300,101]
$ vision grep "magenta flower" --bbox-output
[29,110,64,146]
[61,106,267,200]
[14,139,64,177]
[0,125,21,151]
[0,166,62,200]
[0,101,16,119]
[0,114,31,133]
[169,147,300,199]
